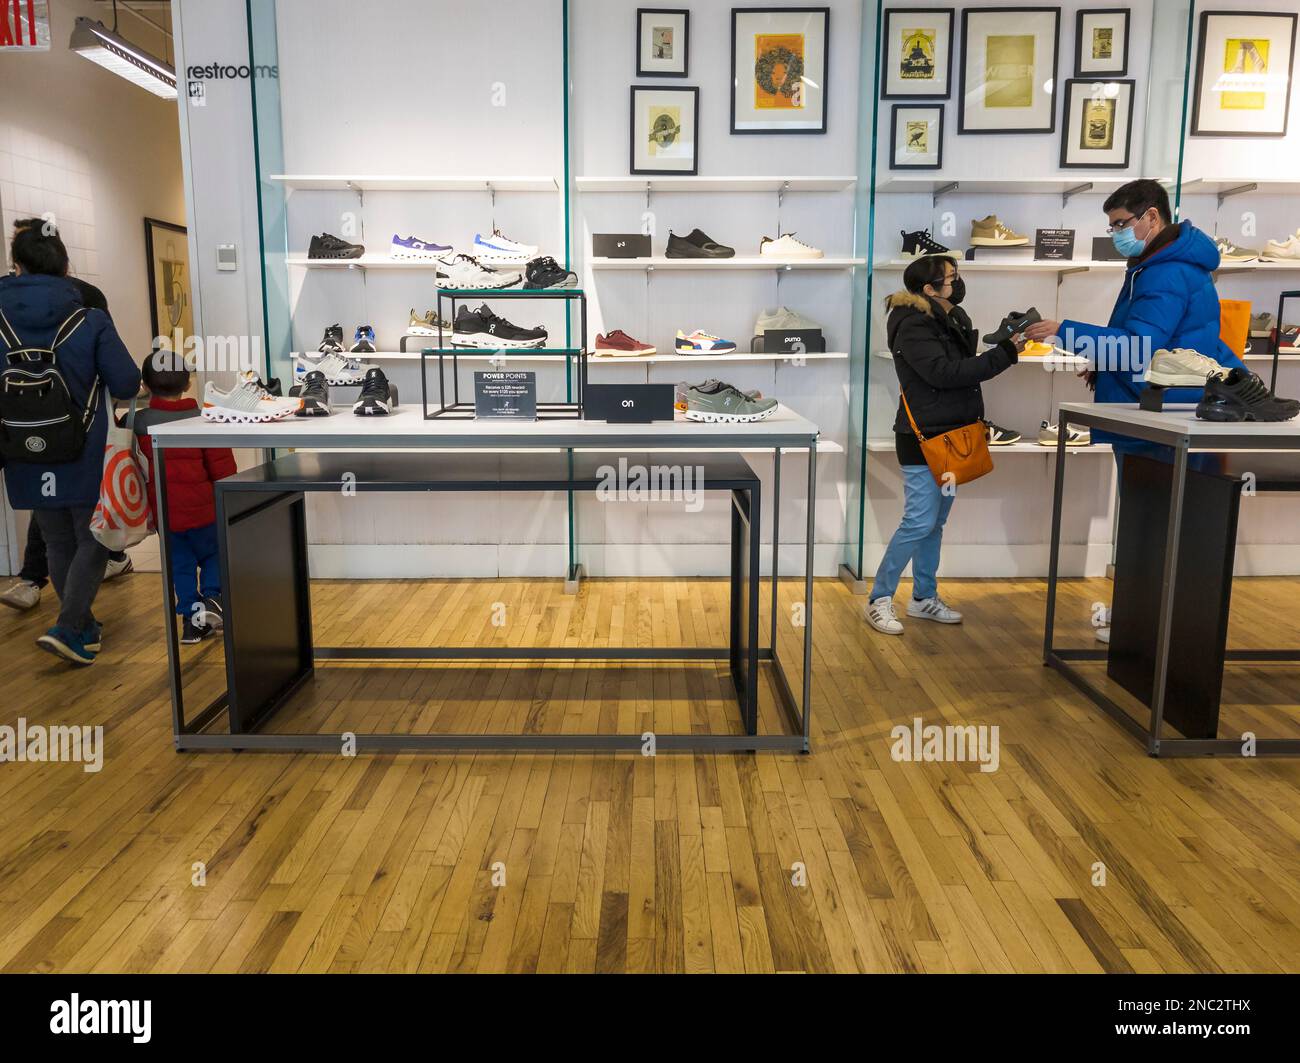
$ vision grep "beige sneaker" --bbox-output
[970,215,1029,247]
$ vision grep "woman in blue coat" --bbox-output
[1,225,140,664]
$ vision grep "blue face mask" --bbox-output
[1111,224,1146,258]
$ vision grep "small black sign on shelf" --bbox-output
[474,371,537,420]
[583,383,675,423]
[1091,236,1128,262]
[593,233,651,258]
[758,328,825,354]
[1034,229,1076,261]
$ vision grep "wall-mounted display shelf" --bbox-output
[576,176,856,193]
[1180,178,1300,198]
[590,255,865,271]
[872,258,1126,274]
[875,177,1137,196]
[866,438,1114,457]
[872,349,1089,370]
[269,174,558,192]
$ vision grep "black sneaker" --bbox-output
[1195,368,1300,422]
[982,307,1043,346]
[353,367,392,416]
[295,370,332,416]
[199,596,224,631]
[319,324,345,353]
[523,256,578,290]
[666,228,735,259]
[308,232,364,260]
[985,421,1021,445]
[901,229,954,258]
[452,304,548,349]
[181,616,213,644]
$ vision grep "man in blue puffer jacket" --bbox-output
[1025,179,1245,448]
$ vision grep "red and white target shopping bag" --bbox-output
[91,401,154,551]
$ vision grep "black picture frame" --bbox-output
[889,104,945,169]
[144,217,191,345]
[1058,78,1135,169]
[1074,8,1129,77]
[629,85,700,175]
[729,7,831,134]
[1190,10,1298,138]
[636,8,690,78]
[880,8,955,100]
[958,7,1062,135]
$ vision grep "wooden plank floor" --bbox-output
[0,572,1297,973]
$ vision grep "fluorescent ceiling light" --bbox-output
[69,16,176,99]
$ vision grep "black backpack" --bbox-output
[0,306,100,463]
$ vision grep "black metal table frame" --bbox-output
[1044,407,1300,757]
[155,441,817,755]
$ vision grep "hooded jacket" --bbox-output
[885,290,1018,463]
[134,396,236,532]
[1061,221,1245,448]
[0,274,141,509]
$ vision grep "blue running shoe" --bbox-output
[36,625,97,665]
[351,325,376,354]
[390,233,452,261]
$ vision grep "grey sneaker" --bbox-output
[1,579,41,611]
[1214,237,1259,263]
[753,306,821,335]
[1250,311,1275,336]
[683,380,777,423]
[434,252,521,290]
[1144,348,1230,388]
[1036,420,1091,447]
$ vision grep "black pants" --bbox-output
[18,518,125,587]
[32,508,107,633]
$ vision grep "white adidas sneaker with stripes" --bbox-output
[906,596,963,624]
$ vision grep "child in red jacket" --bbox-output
[135,354,236,643]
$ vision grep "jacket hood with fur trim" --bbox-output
[885,290,934,315]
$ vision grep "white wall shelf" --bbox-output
[874,177,1143,196]
[270,174,558,192]
[590,255,865,271]
[872,349,1089,370]
[866,438,1113,456]
[1180,178,1300,197]
[597,350,849,365]
[576,176,856,193]
[872,258,1125,273]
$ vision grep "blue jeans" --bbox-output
[170,523,221,619]
[870,464,955,602]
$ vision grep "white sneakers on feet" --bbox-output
[865,596,904,635]
[1,579,41,610]
[907,596,963,624]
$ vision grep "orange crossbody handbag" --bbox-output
[900,391,994,487]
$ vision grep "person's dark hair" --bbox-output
[11,222,69,276]
[1103,179,1172,224]
[143,348,191,397]
[901,254,954,296]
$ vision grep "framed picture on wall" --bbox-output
[730,7,829,133]
[881,8,954,99]
[1075,9,1129,76]
[144,218,193,352]
[629,85,699,174]
[889,104,944,168]
[958,7,1061,134]
[636,9,689,77]
[1059,78,1134,168]
[1190,10,1297,137]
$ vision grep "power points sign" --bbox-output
[0,1,50,51]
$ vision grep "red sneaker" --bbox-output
[593,329,656,357]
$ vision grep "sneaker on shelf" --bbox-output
[594,329,655,356]
[985,422,1021,445]
[318,324,345,353]
[1036,420,1091,447]
[675,329,737,355]
[759,233,823,259]
[970,215,1029,247]
[391,233,452,261]
[907,596,963,624]
[406,308,453,336]
[202,379,301,423]
[1250,311,1275,336]
[295,350,371,386]
[1214,237,1259,262]
[181,616,213,645]
[0,579,41,611]
[1261,230,1300,262]
[198,596,224,631]
[294,370,331,416]
[982,307,1042,346]
[103,555,134,580]
[435,252,521,290]
[36,624,97,665]
[353,367,393,416]
[523,256,579,290]
[472,230,539,266]
[1144,347,1230,388]
[452,304,548,349]
[308,232,365,260]
[1280,325,1300,352]
[865,596,904,636]
[1095,626,1111,645]
[350,325,377,354]
[900,229,957,258]
[682,380,777,423]
[665,228,735,259]
[753,306,821,334]
[237,370,283,397]
[1195,368,1300,422]
[673,380,763,410]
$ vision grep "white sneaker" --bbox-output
[0,579,41,611]
[753,306,821,334]
[1095,626,1111,644]
[759,233,824,259]
[103,555,134,581]
[1144,347,1229,387]
[1262,231,1300,262]
[907,596,963,624]
[294,351,372,386]
[865,596,904,635]
[435,252,521,290]
[472,230,539,266]
[202,380,301,423]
